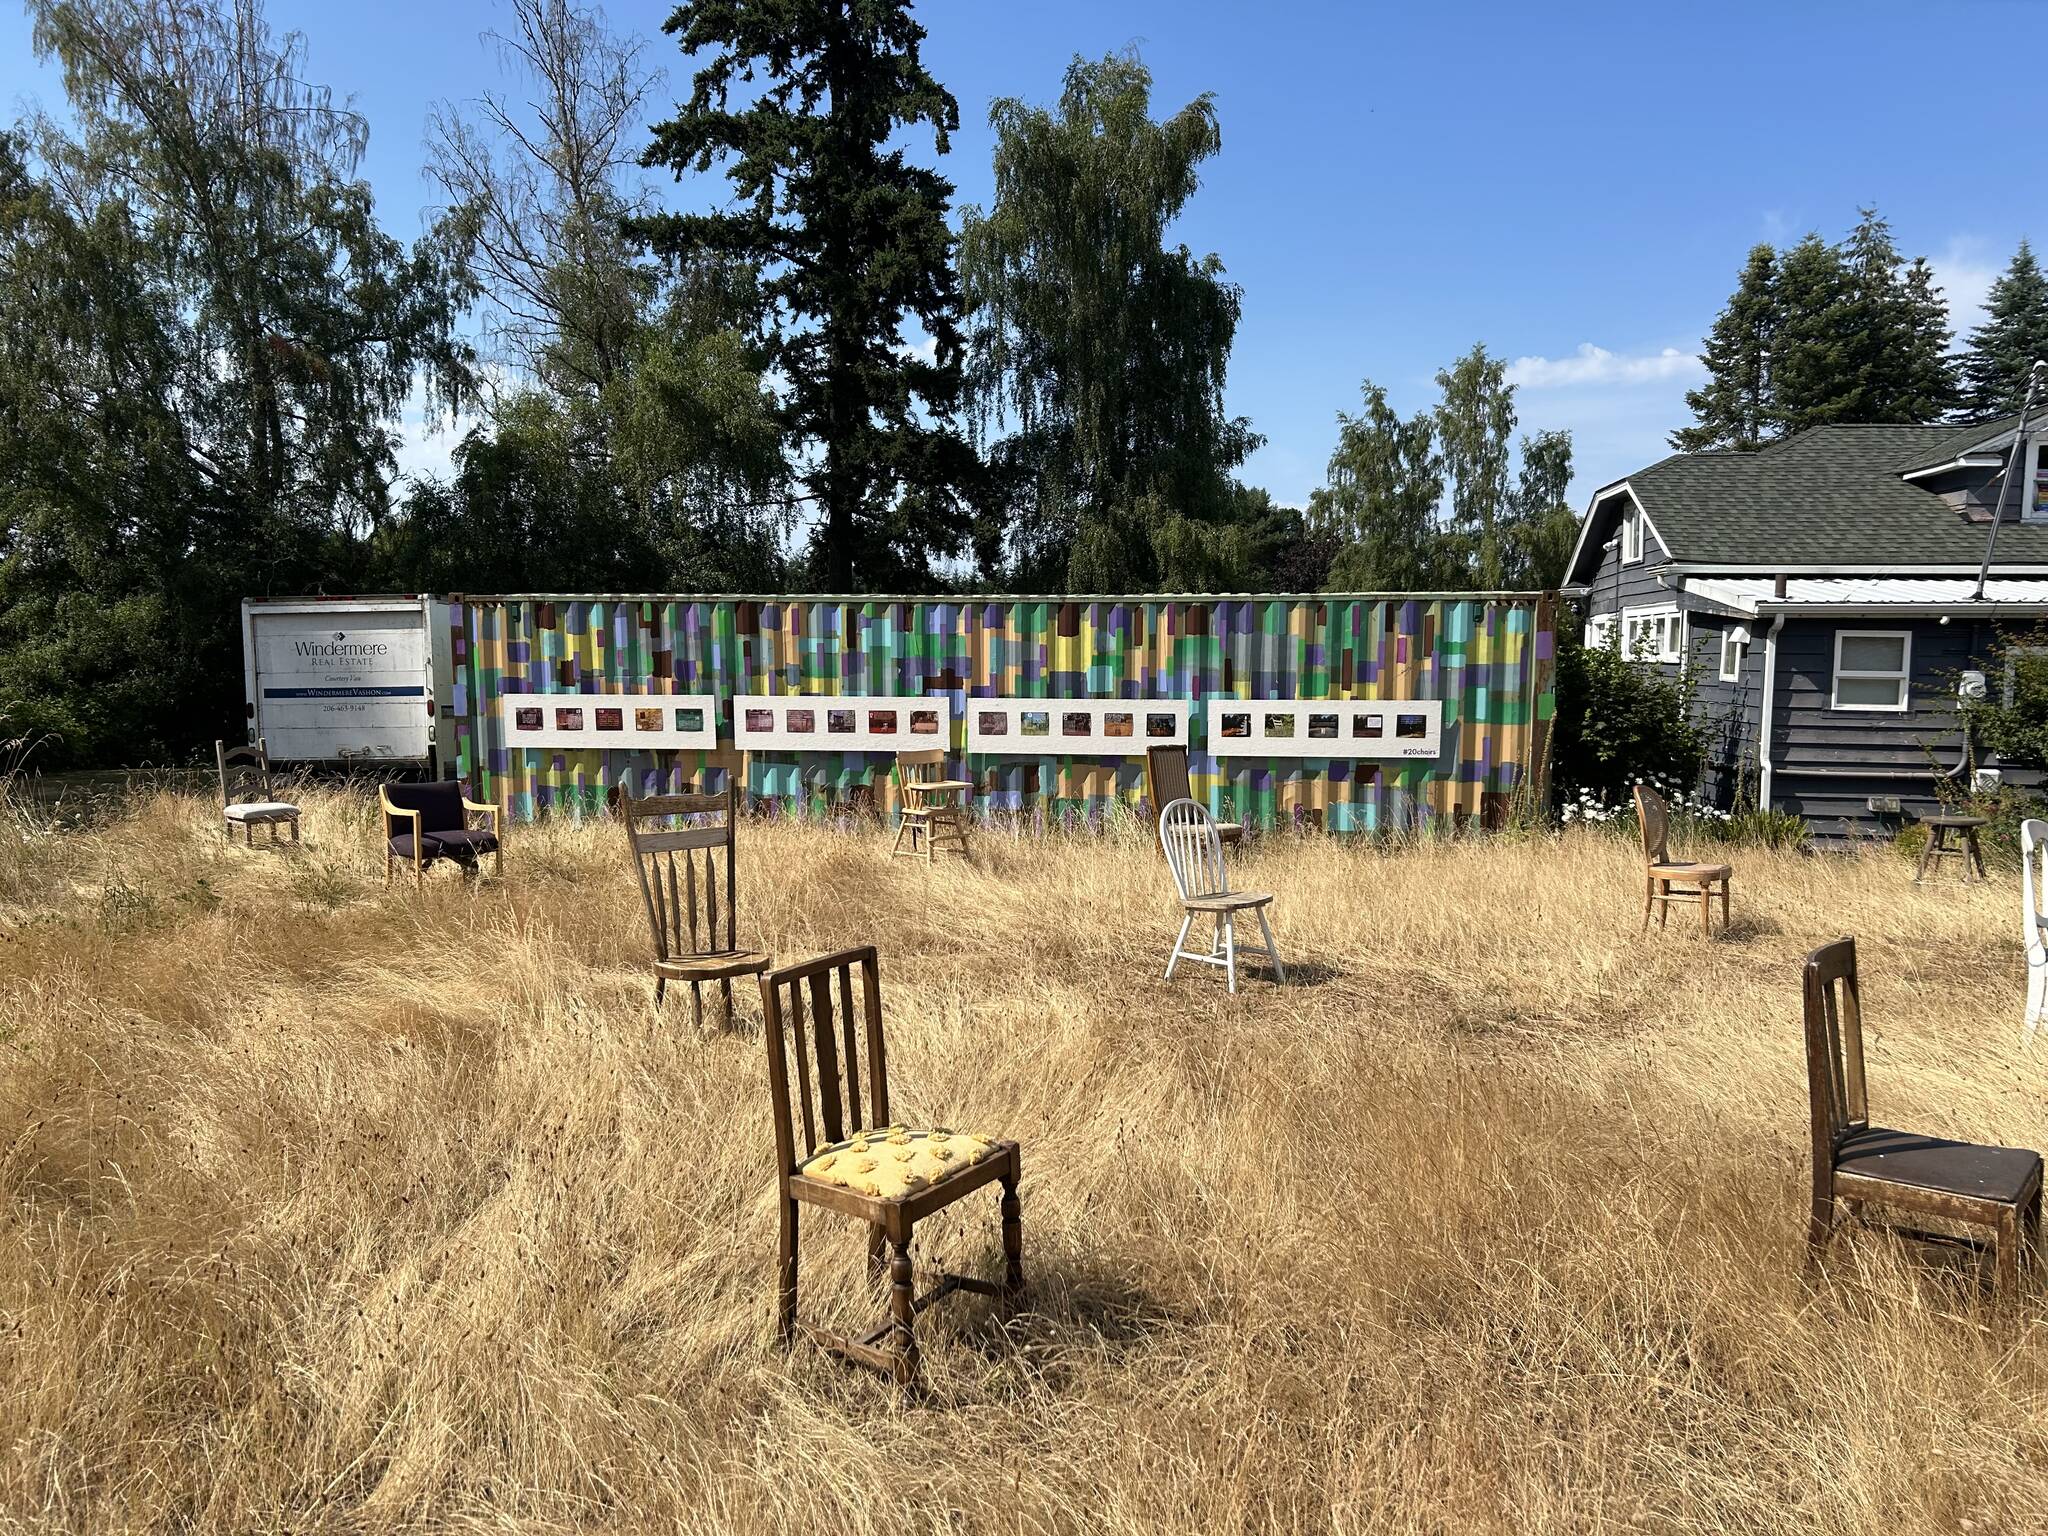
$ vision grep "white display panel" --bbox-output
[966,698,1187,755]
[733,694,952,751]
[1206,699,1444,759]
[500,692,719,751]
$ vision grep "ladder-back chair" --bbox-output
[1802,937,2042,1298]
[1145,745,1242,844]
[1158,798,1285,993]
[622,785,770,1027]
[2022,819,2047,1039]
[890,749,972,862]
[216,739,300,846]
[758,946,1022,1389]
[1635,785,1731,935]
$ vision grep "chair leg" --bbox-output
[868,1224,887,1285]
[1701,882,1712,938]
[888,1237,918,1388]
[1257,905,1287,984]
[1222,911,1239,995]
[1643,871,1654,931]
[1807,1189,1836,1267]
[654,976,667,1009]
[1720,877,1730,931]
[2027,958,2046,1040]
[1995,1204,2021,1299]
[1165,912,1193,979]
[1969,830,1988,881]
[1000,1171,1023,1306]
[691,982,704,1032]
[2024,1186,2043,1277]
[1915,829,1939,883]
[1658,880,1670,929]
[777,1196,799,1347]
[720,978,734,1027]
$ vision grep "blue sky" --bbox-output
[0,0,2034,513]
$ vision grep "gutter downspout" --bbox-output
[1758,606,1787,811]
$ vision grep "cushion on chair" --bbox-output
[1836,1125,2043,1204]
[224,801,299,822]
[387,832,443,863]
[799,1126,1001,1200]
[430,828,499,859]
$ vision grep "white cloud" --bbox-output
[1931,235,1999,348]
[1505,343,1706,391]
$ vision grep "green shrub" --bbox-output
[1552,628,1706,818]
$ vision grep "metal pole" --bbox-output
[1974,360,2047,601]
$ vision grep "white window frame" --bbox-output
[1585,613,1617,648]
[2026,437,2048,525]
[1620,504,1644,563]
[1830,629,1912,713]
[1718,623,1752,683]
[1621,604,1683,665]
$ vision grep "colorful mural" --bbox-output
[448,594,1556,832]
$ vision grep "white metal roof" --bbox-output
[1686,575,2048,615]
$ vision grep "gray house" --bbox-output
[1562,417,2048,839]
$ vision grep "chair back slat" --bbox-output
[1633,785,1670,864]
[1801,938,1868,1161]
[1146,746,1193,814]
[759,947,890,1174]
[1159,797,1227,901]
[216,739,274,807]
[2023,819,2048,954]
[623,785,738,964]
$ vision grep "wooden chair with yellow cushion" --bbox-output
[622,785,770,1027]
[1634,785,1731,935]
[758,946,1022,1389]
[1146,744,1241,845]
[890,748,972,862]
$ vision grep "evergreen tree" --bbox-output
[635,0,979,590]
[958,49,1260,590]
[1672,244,1777,451]
[1958,239,2048,421]
[1766,233,1854,434]
[1504,428,1578,590]
[1829,209,1953,424]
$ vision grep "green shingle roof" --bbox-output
[1616,422,2048,568]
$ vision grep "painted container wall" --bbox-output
[448,594,1556,832]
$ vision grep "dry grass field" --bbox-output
[2,785,2045,1535]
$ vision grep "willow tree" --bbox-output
[959,49,1260,590]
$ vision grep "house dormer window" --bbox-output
[1620,503,1644,563]
[2027,435,2048,524]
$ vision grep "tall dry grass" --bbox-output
[0,786,2044,1534]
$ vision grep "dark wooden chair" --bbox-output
[758,946,1022,1388]
[1634,785,1730,935]
[379,781,501,887]
[890,748,972,861]
[1802,937,2042,1298]
[1146,744,1241,845]
[622,785,770,1027]
[216,738,300,847]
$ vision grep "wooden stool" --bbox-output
[1914,814,1987,884]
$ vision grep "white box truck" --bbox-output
[240,596,451,767]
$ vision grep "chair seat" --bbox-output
[1836,1125,2044,1205]
[907,779,974,794]
[1215,821,1244,844]
[1180,890,1274,912]
[655,949,773,981]
[796,1126,1007,1202]
[225,801,299,822]
[1650,861,1731,881]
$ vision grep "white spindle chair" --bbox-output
[2023,818,2048,1040]
[1157,798,1285,994]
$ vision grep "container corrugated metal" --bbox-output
[448,593,1556,832]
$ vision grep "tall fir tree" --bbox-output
[1767,233,1855,434]
[1672,244,1777,451]
[1958,239,2048,422]
[635,0,979,590]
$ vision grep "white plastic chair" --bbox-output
[1157,798,1285,994]
[2023,818,2048,1040]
